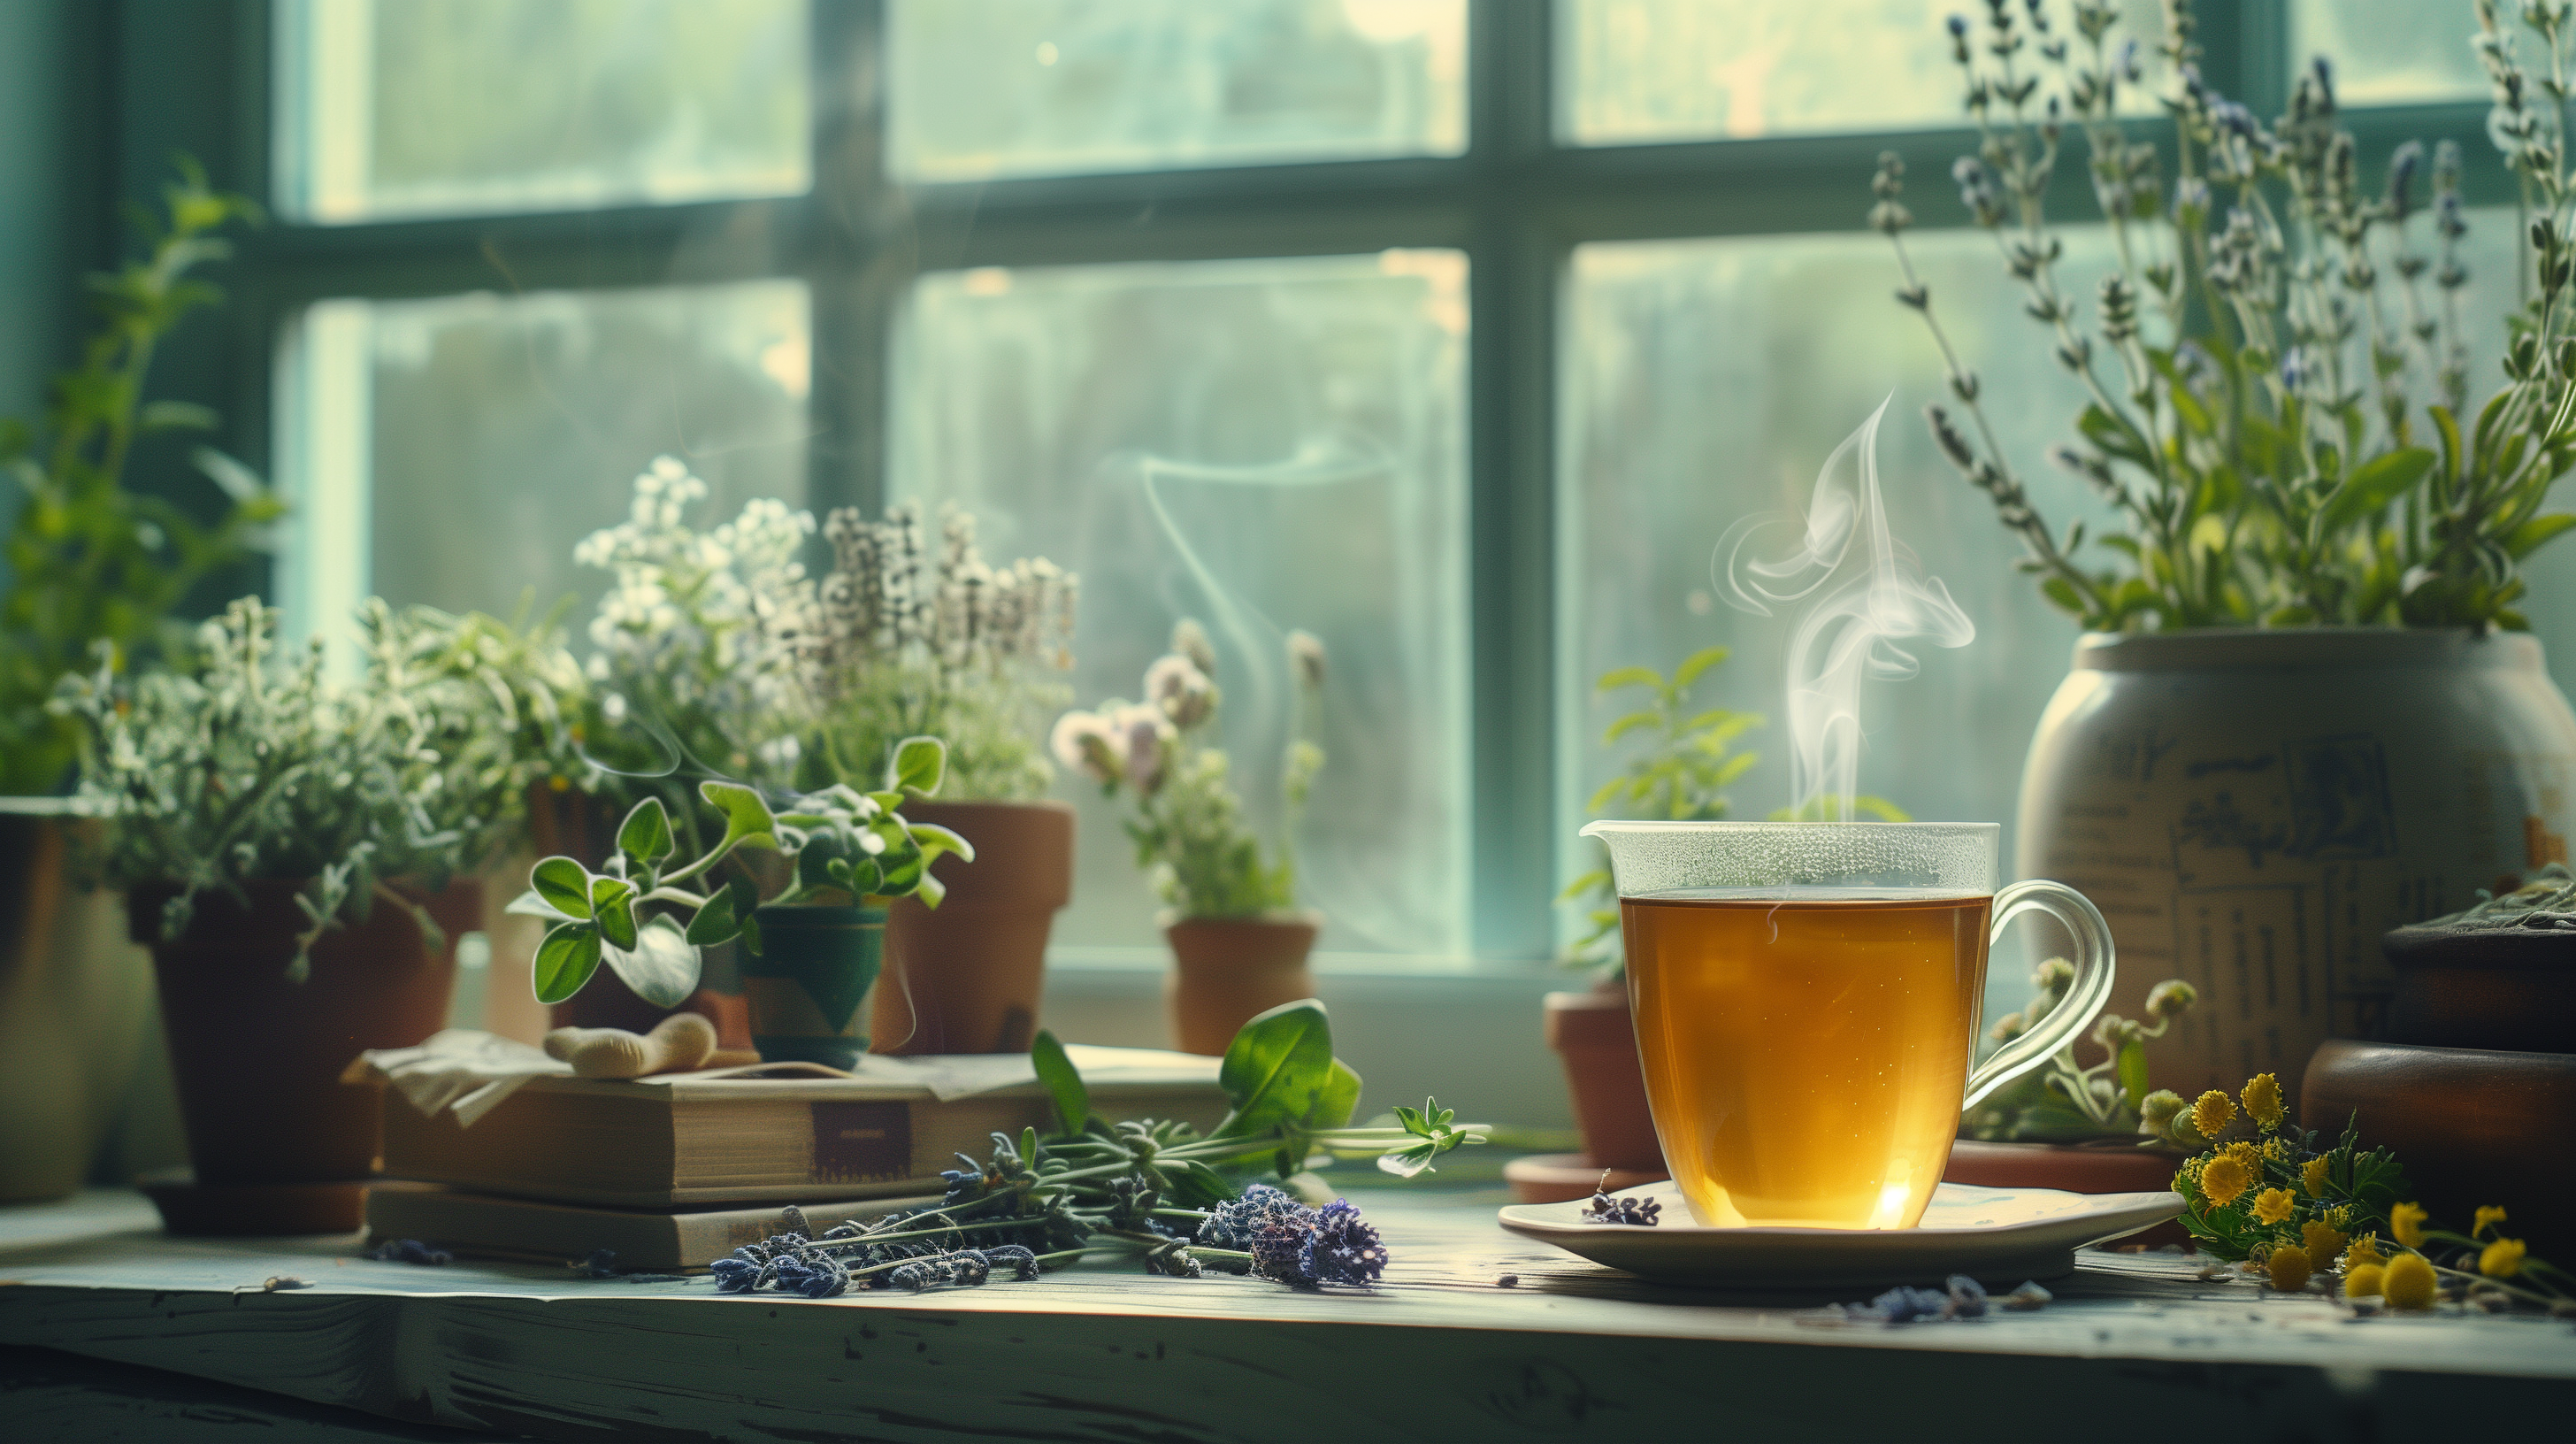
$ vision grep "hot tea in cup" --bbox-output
[1581,821,2113,1230]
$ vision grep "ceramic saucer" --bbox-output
[1497,1180,2182,1288]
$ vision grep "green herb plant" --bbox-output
[1874,0,2576,631]
[509,735,973,1009]
[53,598,528,974]
[1964,960,2200,1142]
[1054,619,1325,919]
[2,157,280,795]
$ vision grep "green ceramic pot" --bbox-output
[742,904,885,1070]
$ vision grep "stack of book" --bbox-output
[365,1052,1229,1271]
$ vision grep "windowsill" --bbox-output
[1043,944,1578,981]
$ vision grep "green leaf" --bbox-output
[683,878,750,947]
[139,399,218,433]
[2504,513,2576,559]
[532,921,602,1004]
[2116,1039,2152,1110]
[699,780,778,852]
[737,912,764,960]
[1592,665,1661,694]
[530,856,593,920]
[1031,1030,1090,1135]
[2041,576,2083,613]
[888,734,947,796]
[1214,999,1338,1139]
[593,887,639,952]
[600,915,701,1010]
[1584,775,1625,814]
[2320,447,2435,534]
[908,821,976,864]
[1601,710,1663,744]
[617,796,675,866]
[503,887,574,921]
[2430,403,2464,483]
[1671,645,1730,689]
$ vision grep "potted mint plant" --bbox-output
[53,599,524,1233]
[1054,620,1326,1055]
[511,736,971,1070]
[1871,0,2576,1102]
[0,161,277,1204]
[803,502,1080,1055]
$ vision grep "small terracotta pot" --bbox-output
[1163,914,1320,1056]
[1543,983,1665,1172]
[875,800,1072,1055]
[744,904,886,1070]
[2378,924,2576,1054]
[2304,1038,2576,1245]
[1944,1139,2191,1248]
[129,877,461,1190]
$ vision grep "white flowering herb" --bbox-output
[507,737,973,1008]
[1053,620,1325,919]
[801,501,1076,802]
[52,597,554,977]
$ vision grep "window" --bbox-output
[249,0,2513,968]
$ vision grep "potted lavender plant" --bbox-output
[802,503,1079,1055]
[1872,0,2576,1102]
[1054,619,1327,1055]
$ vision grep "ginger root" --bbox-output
[544,1011,717,1079]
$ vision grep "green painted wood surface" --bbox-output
[6,1184,2574,1440]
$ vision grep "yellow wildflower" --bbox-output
[2343,1234,2384,1270]
[2199,1152,2253,1209]
[2240,1072,2285,1130]
[2326,1205,2351,1230]
[2343,1263,2386,1299]
[2390,1202,2427,1249]
[2302,1218,2349,1264]
[2473,1205,2509,1240]
[2382,1252,2437,1310]
[2252,1188,2296,1225]
[2267,1244,2312,1292]
[2191,1089,2236,1139]
[2301,1156,2332,1196]
[2480,1238,2527,1278]
[2261,1137,2292,1164]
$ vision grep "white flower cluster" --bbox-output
[574,456,817,725]
[807,501,1076,695]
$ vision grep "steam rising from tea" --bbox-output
[1716,397,1974,821]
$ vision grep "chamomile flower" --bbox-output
[2191,1089,2236,1139]
[2382,1252,2437,1310]
[2199,1152,2253,1209]
[2390,1202,2428,1249]
[2474,1205,2509,1239]
[2240,1072,2285,1130]
[2301,1156,2332,1196]
[2480,1238,2527,1278]
[2252,1188,2296,1225]
[2266,1244,2312,1291]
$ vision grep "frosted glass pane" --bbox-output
[1560,0,2168,145]
[2289,0,2483,104]
[286,281,809,634]
[889,253,1470,959]
[1561,210,2541,949]
[886,0,1466,180]
[278,0,809,222]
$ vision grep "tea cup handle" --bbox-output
[1961,879,2117,1111]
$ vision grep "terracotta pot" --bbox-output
[1543,984,1666,1172]
[2378,923,2576,1054]
[874,800,1072,1055]
[1163,914,1319,1056]
[129,877,460,1189]
[1944,1139,2190,1248]
[2303,1038,2576,1245]
[0,812,157,1202]
[744,904,886,1070]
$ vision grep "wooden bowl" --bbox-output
[2378,924,2576,1053]
[2302,1039,2576,1244]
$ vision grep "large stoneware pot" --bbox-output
[1163,913,1319,1056]
[0,810,157,1202]
[2017,629,2576,1104]
[875,800,1073,1056]
[130,878,459,1233]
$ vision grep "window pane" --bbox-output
[886,0,1466,181]
[2288,0,2484,105]
[276,0,810,223]
[889,253,1470,959]
[275,280,809,651]
[1560,0,2167,146]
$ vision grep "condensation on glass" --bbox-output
[888,251,1471,960]
[1558,0,2169,146]
[274,0,811,222]
[272,280,809,657]
[2289,0,2485,104]
[886,0,1466,181]
[1558,209,2534,959]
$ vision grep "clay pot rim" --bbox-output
[2074,626,2542,673]
[1159,909,1324,931]
[901,797,1075,814]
